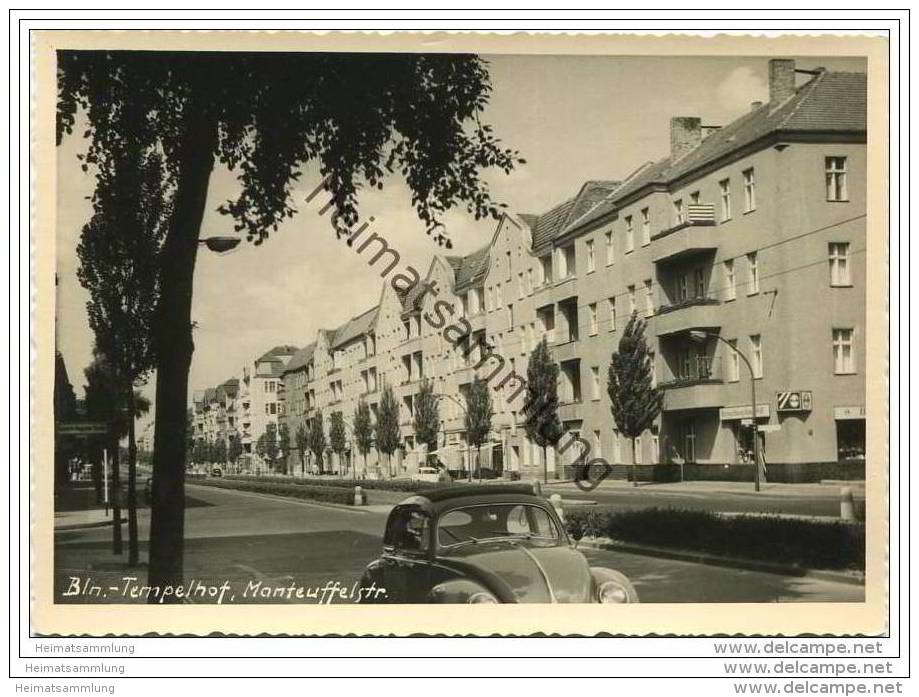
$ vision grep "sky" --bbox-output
[55,53,866,432]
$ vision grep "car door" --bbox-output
[380,505,432,603]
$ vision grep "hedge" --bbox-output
[564,507,865,571]
[219,474,492,494]
[193,478,356,505]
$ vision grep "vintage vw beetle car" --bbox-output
[359,484,639,604]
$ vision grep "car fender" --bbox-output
[426,578,500,604]
[589,566,640,603]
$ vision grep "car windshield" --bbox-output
[437,503,560,548]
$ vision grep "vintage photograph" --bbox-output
[35,31,887,635]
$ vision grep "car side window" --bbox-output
[384,506,431,554]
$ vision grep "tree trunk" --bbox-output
[543,445,548,484]
[631,437,638,487]
[147,99,218,599]
[111,440,123,555]
[127,385,139,566]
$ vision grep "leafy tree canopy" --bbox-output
[464,377,493,450]
[523,337,563,448]
[607,313,663,440]
[413,379,440,452]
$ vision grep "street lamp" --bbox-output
[433,393,472,483]
[198,236,242,254]
[688,330,763,492]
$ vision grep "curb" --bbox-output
[186,482,380,514]
[55,517,126,532]
[577,537,865,587]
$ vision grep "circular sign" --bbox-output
[788,393,800,409]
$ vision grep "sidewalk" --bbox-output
[55,508,125,531]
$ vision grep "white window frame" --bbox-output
[591,366,601,401]
[640,207,651,245]
[588,302,598,336]
[608,297,617,332]
[605,230,614,266]
[644,279,654,318]
[625,215,634,252]
[727,339,740,382]
[586,239,596,273]
[719,178,732,221]
[749,334,763,379]
[746,252,759,295]
[724,259,736,301]
[627,285,636,315]
[673,198,684,225]
[743,168,756,212]
[826,156,848,202]
[829,242,851,286]
[833,328,856,374]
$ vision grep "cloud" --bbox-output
[716,66,767,115]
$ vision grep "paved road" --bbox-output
[54,484,863,604]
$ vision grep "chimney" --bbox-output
[768,59,796,105]
[670,116,702,162]
[750,100,763,112]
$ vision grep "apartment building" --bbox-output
[215,59,868,482]
[238,345,298,460]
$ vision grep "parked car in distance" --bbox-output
[210,467,223,478]
[414,467,443,483]
[359,483,640,604]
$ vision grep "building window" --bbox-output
[540,256,552,285]
[651,435,659,464]
[612,429,621,463]
[644,279,654,318]
[625,215,634,252]
[690,190,700,205]
[826,156,848,201]
[485,286,492,313]
[593,430,602,459]
[588,302,598,335]
[724,259,736,301]
[526,268,534,295]
[833,328,855,374]
[746,252,759,295]
[634,434,642,465]
[719,178,732,221]
[627,285,636,315]
[605,230,614,265]
[676,273,688,302]
[586,239,596,273]
[495,283,502,306]
[640,207,651,245]
[749,334,763,378]
[727,339,740,382]
[506,250,512,281]
[829,242,851,286]
[673,199,684,225]
[693,267,705,298]
[591,366,601,400]
[508,303,514,330]
[743,168,756,212]
[517,272,525,300]
[683,421,696,463]
[608,297,616,332]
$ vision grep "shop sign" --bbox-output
[719,404,770,421]
[834,405,866,420]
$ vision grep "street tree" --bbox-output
[308,410,327,475]
[329,411,348,477]
[212,438,227,468]
[465,377,493,479]
[294,424,308,476]
[255,424,279,472]
[413,379,440,456]
[58,50,523,593]
[277,423,291,474]
[523,337,563,483]
[353,399,374,478]
[82,351,152,557]
[375,385,401,477]
[227,435,243,471]
[607,313,664,487]
[76,144,168,567]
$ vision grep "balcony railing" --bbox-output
[653,204,717,240]
[656,295,720,315]
[658,355,723,389]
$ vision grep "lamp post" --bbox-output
[198,236,241,253]
[433,393,472,483]
[688,330,762,492]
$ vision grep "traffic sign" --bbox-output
[776,391,813,412]
[56,421,109,436]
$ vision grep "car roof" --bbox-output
[396,484,549,515]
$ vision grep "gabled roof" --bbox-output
[331,306,378,349]
[606,70,866,208]
[220,378,239,399]
[257,345,300,364]
[445,242,491,292]
[522,180,620,252]
[282,342,316,375]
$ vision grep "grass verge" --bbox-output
[219,474,489,494]
[565,507,865,571]
[193,478,357,505]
